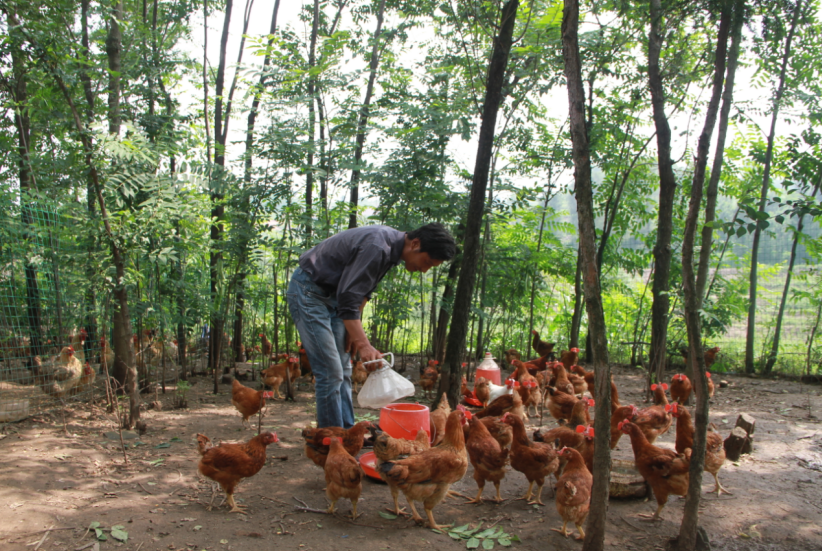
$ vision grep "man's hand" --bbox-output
[343,319,382,368]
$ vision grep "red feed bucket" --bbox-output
[475,367,501,385]
[380,403,430,441]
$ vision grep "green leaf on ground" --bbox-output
[149,458,165,466]
[111,528,128,542]
[154,442,171,448]
[482,539,495,549]
[378,511,397,520]
[498,537,511,547]
[466,537,480,549]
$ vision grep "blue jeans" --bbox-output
[287,267,355,429]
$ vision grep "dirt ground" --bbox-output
[0,362,820,551]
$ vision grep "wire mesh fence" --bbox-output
[0,204,102,420]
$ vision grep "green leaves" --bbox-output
[443,523,518,550]
[89,522,127,542]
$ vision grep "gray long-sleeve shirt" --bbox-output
[298,225,406,320]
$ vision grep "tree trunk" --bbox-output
[434,231,463,364]
[529,175,553,334]
[569,245,583,348]
[561,1,610,549]
[102,0,139,426]
[764,191,815,375]
[676,3,732,548]
[8,28,45,362]
[440,0,518,408]
[305,0,319,240]
[347,0,386,229]
[647,0,678,385]
[80,0,99,363]
[209,0,233,387]
[106,1,123,136]
[696,3,743,303]
[745,0,802,373]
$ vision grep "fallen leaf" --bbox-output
[111,528,128,542]
[194,526,202,531]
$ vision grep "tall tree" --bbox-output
[745,0,803,373]
[209,0,233,385]
[440,0,518,406]
[347,0,386,229]
[677,3,732,549]
[561,0,610,548]
[647,0,679,385]
[5,10,44,362]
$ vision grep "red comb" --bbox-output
[433,360,439,365]
[706,372,712,378]
[571,348,580,353]
[665,404,672,412]
[651,384,658,390]
[575,425,585,433]
[662,383,668,390]
[586,427,594,437]
[259,333,264,337]
[322,437,331,445]
[514,381,520,388]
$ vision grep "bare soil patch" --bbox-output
[0,364,820,551]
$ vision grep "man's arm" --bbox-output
[343,317,381,366]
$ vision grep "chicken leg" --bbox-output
[709,473,731,496]
[407,500,425,525]
[520,480,535,502]
[530,482,546,506]
[493,481,503,503]
[226,494,247,514]
[424,507,452,532]
[638,503,665,521]
[465,481,485,504]
[552,521,585,541]
[387,487,411,517]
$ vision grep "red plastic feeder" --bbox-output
[359,451,381,481]
[475,367,501,385]
[380,402,430,441]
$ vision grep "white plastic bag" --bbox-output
[357,353,415,409]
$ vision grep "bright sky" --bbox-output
[178,2,808,214]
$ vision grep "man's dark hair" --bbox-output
[407,223,457,261]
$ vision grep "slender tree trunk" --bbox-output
[746,0,802,373]
[434,228,463,364]
[106,1,123,136]
[347,0,386,229]
[440,0,518,408]
[561,1,610,548]
[764,188,815,375]
[305,0,319,240]
[102,1,139,426]
[9,30,44,363]
[806,301,822,376]
[647,0,678,385]
[696,3,743,302]
[569,249,583,347]
[676,4,732,548]
[529,175,553,334]
[209,0,233,388]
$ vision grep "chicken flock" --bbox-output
[190,329,731,545]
